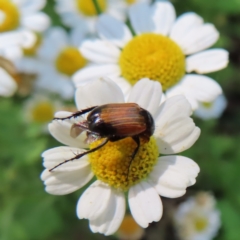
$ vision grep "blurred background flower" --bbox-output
[174,192,221,240]
[116,214,145,240]
[15,25,88,99]
[0,0,50,61]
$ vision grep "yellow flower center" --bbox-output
[55,46,87,76]
[202,101,213,109]
[0,0,20,32]
[76,0,107,16]
[194,217,208,232]
[89,137,158,191]
[23,33,42,56]
[119,33,185,91]
[31,102,55,123]
[126,0,136,5]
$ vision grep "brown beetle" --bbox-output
[50,103,155,176]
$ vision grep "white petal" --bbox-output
[148,156,200,198]
[38,27,69,60]
[77,181,112,221]
[48,118,88,148]
[42,146,89,171]
[0,67,17,97]
[0,46,23,61]
[165,84,199,110]
[97,14,133,48]
[128,182,162,228]
[41,164,93,195]
[180,74,222,103]
[75,77,125,110]
[70,24,88,46]
[72,64,120,87]
[80,40,120,64]
[20,0,46,14]
[151,1,176,35]
[170,12,203,42]
[0,30,35,49]
[129,2,155,34]
[127,78,162,117]
[186,49,229,73]
[174,23,219,55]
[89,187,126,235]
[22,12,50,32]
[154,95,200,154]
[110,76,132,98]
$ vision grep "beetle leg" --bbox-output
[126,136,140,180]
[49,138,109,172]
[53,106,97,121]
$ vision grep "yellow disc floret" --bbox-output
[89,137,158,191]
[202,101,213,109]
[0,0,20,32]
[31,102,55,123]
[76,0,107,16]
[119,33,185,91]
[55,46,87,76]
[194,217,208,232]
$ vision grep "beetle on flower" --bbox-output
[41,77,200,235]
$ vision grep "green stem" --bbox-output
[92,0,102,15]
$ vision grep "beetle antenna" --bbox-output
[53,106,97,121]
[126,136,140,181]
[49,138,109,172]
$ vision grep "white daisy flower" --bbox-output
[41,77,200,235]
[24,93,62,126]
[16,26,88,99]
[0,0,50,60]
[194,94,227,120]
[174,192,221,240]
[55,0,128,34]
[73,1,228,109]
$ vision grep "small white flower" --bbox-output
[194,94,227,120]
[55,0,127,34]
[16,26,88,99]
[0,66,17,97]
[41,77,200,235]
[0,0,50,60]
[73,1,228,109]
[174,192,221,240]
[23,93,62,127]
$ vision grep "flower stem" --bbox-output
[92,0,102,15]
